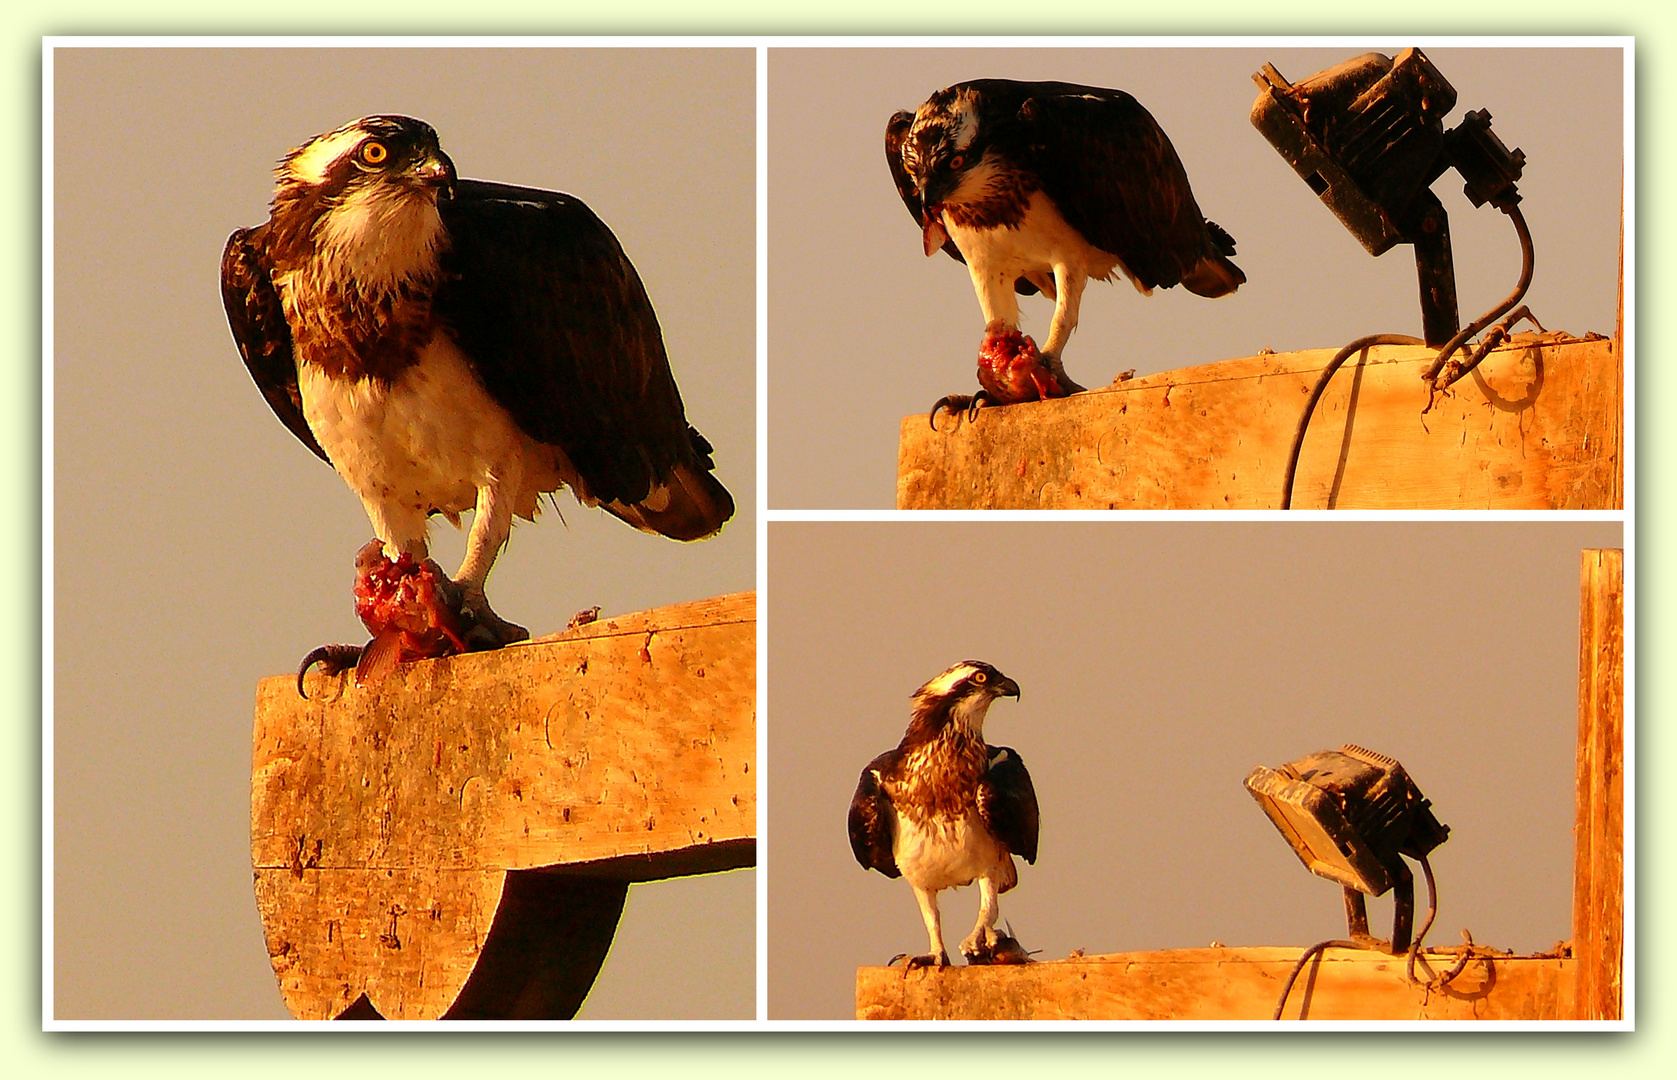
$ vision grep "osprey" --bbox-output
[848,660,1039,967]
[886,79,1246,420]
[221,116,733,687]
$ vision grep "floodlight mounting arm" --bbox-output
[1422,201,1536,397]
[1336,862,1415,954]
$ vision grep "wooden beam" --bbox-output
[856,948,1575,1021]
[1573,550,1624,1020]
[897,335,1620,510]
[251,591,756,1020]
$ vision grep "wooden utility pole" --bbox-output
[1573,549,1625,1019]
[252,592,756,1020]
[897,336,1621,510]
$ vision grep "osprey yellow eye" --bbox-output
[361,141,389,166]
[972,670,987,683]
[947,154,965,171]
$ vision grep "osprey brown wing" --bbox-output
[978,744,1039,865]
[434,180,732,541]
[219,224,329,464]
[1016,82,1243,295]
[848,750,902,878]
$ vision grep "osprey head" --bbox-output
[271,115,458,289]
[901,88,987,200]
[911,659,1021,736]
[898,86,1001,253]
[277,114,456,199]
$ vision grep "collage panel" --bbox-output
[769,46,1622,511]
[768,520,1622,1021]
[50,46,755,1022]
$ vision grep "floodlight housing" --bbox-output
[1251,48,1527,347]
[1246,744,1450,952]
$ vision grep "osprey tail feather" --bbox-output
[1180,252,1246,298]
[1180,219,1246,299]
[603,451,734,542]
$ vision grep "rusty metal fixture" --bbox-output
[1256,48,1537,508]
[1250,745,1455,1020]
[1252,48,1527,348]
[1245,744,1450,952]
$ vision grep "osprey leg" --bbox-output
[454,478,512,593]
[965,257,1073,405]
[365,500,431,564]
[960,874,1004,960]
[971,263,1023,332]
[452,479,529,649]
[1040,265,1088,393]
[907,884,950,968]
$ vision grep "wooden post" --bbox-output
[251,592,756,1020]
[1573,550,1624,1019]
[897,336,1621,510]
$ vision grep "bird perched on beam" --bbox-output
[849,660,1039,967]
[221,115,733,689]
[886,79,1245,422]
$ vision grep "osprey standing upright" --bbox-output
[849,660,1040,967]
[221,115,734,688]
[886,79,1245,420]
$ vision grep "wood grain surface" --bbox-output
[898,336,1621,510]
[251,591,756,1020]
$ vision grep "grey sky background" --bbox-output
[51,47,755,1020]
[768,46,1624,508]
[768,521,1622,1020]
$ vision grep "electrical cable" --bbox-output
[1281,200,1535,509]
[1280,335,1425,509]
[1405,854,1484,992]
[1272,938,1362,1020]
[1277,854,1483,1018]
[1406,853,1440,985]
[1423,202,1536,396]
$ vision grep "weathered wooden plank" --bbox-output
[251,591,756,1020]
[856,947,1575,1021]
[1573,550,1624,1020]
[256,867,506,1020]
[897,335,1621,510]
[253,591,756,872]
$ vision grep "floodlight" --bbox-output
[1251,48,1527,348]
[1245,744,1449,953]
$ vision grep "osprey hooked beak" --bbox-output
[992,675,1021,701]
[920,203,949,257]
[917,168,960,256]
[410,148,457,201]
